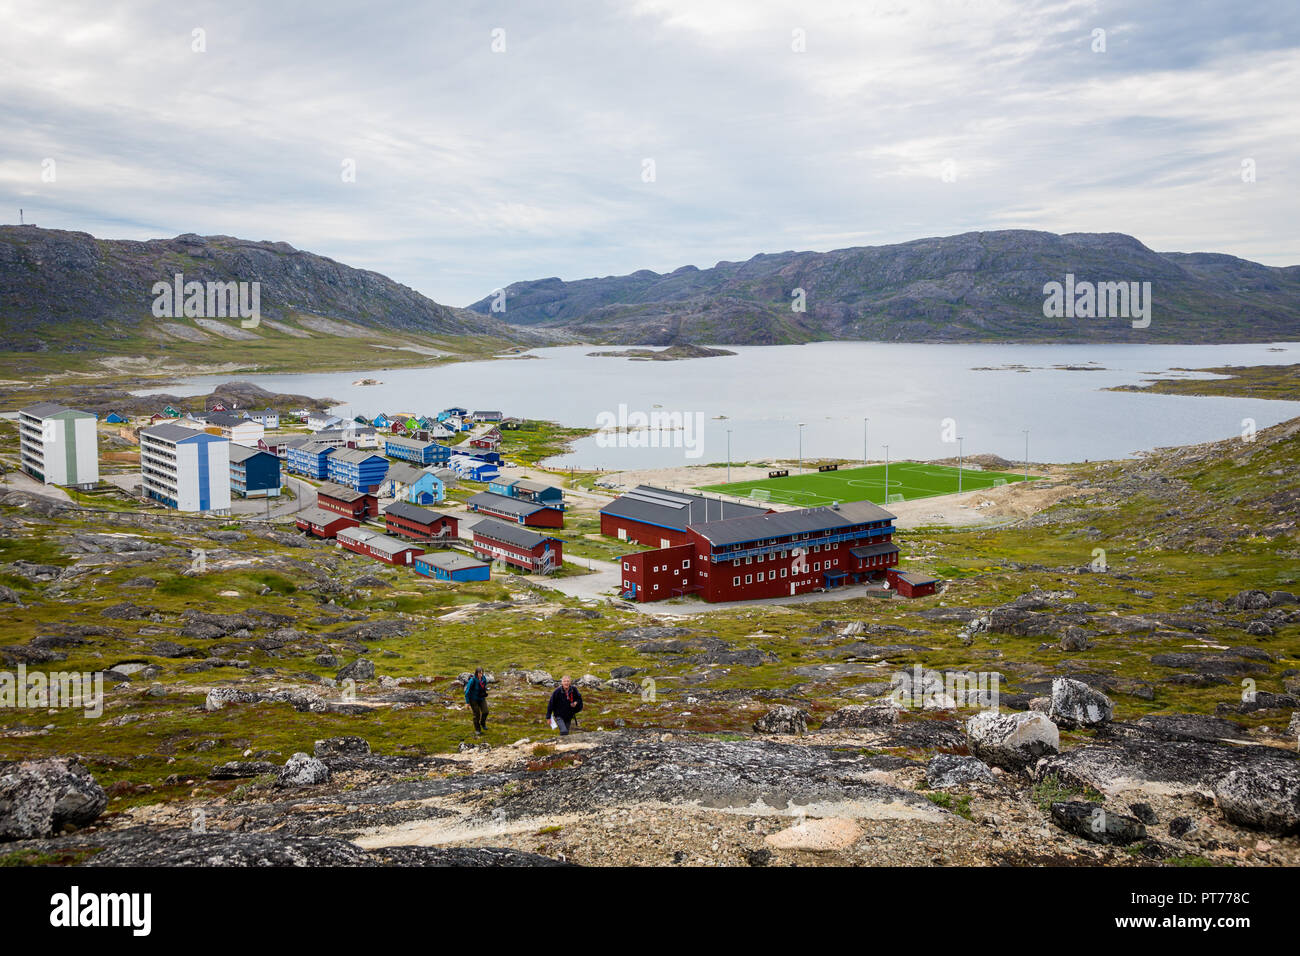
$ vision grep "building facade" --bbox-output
[619,501,898,603]
[413,552,490,582]
[228,445,282,498]
[600,485,769,548]
[383,502,459,542]
[470,518,562,573]
[326,448,389,493]
[466,490,564,528]
[336,526,424,565]
[18,403,99,489]
[139,423,231,514]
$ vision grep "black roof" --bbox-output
[601,485,767,531]
[468,491,548,517]
[849,542,901,559]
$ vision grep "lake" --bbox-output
[138,341,1300,469]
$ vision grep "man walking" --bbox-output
[546,675,583,736]
[465,667,489,735]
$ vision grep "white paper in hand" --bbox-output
[549,716,557,729]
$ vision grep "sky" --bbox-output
[2,0,1297,307]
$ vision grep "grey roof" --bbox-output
[894,571,939,586]
[513,479,559,495]
[277,436,312,449]
[292,440,336,455]
[385,434,440,450]
[384,501,450,524]
[20,402,93,418]
[227,444,276,464]
[383,462,426,484]
[468,491,548,517]
[337,526,423,557]
[601,485,767,531]
[849,542,900,559]
[206,412,247,427]
[690,502,896,548]
[316,481,368,502]
[417,551,489,572]
[330,447,386,465]
[471,516,556,549]
[141,422,225,443]
[295,506,356,526]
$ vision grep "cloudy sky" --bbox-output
[3,0,1297,306]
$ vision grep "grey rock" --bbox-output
[314,736,371,759]
[278,753,331,787]
[1050,801,1146,845]
[336,658,375,682]
[1213,763,1300,835]
[1048,677,1114,729]
[925,754,995,788]
[0,759,107,839]
[820,703,898,730]
[965,710,1059,770]
[753,705,808,735]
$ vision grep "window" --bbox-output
[745,574,752,584]
[814,562,821,571]
[623,562,629,570]
[653,584,659,590]
[745,556,752,565]
[780,568,787,578]
[733,576,740,586]
[682,559,690,569]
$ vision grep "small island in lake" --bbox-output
[586,343,736,361]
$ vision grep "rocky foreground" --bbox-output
[4,676,1297,867]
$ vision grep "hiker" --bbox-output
[546,675,583,736]
[465,667,489,735]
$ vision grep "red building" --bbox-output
[887,569,940,599]
[471,517,562,573]
[619,500,898,603]
[336,526,425,565]
[316,480,378,519]
[384,501,459,542]
[295,506,360,539]
[599,485,769,548]
[467,491,564,528]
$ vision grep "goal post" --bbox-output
[886,493,906,504]
[749,488,771,503]
[991,478,1007,487]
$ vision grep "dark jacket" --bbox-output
[546,684,583,721]
[465,674,488,704]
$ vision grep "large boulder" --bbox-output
[0,759,107,839]
[753,705,808,735]
[1212,763,1300,835]
[277,753,331,787]
[336,658,375,682]
[203,687,263,711]
[1048,678,1114,729]
[966,710,1060,771]
[820,703,898,730]
[314,736,371,759]
[1050,801,1147,845]
[925,754,995,789]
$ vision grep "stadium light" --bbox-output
[1023,428,1029,482]
[798,422,806,474]
[883,443,889,503]
[863,417,869,467]
[957,436,964,493]
[726,428,732,483]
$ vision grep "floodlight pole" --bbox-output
[1023,428,1029,482]
[883,444,889,503]
[957,436,964,494]
[863,418,869,467]
[798,422,806,474]
[726,428,732,482]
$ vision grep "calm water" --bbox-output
[139,341,1300,468]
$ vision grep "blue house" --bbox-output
[414,552,491,583]
[228,445,282,498]
[373,413,391,427]
[286,441,335,479]
[105,411,127,424]
[407,471,445,505]
[489,477,566,510]
[385,435,451,466]
[326,448,389,493]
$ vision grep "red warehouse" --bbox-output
[295,506,360,539]
[336,526,425,565]
[316,480,378,519]
[467,491,564,529]
[620,500,898,603]
[471,517,562,573]
[383,501,459,542]
[599,485,769,548]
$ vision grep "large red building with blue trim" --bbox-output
[618,499,899,603]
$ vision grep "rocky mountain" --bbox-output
[469,230,1300,345]
[0,226,517,352]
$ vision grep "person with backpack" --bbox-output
[545,675,583,736]
[465,667,489,735]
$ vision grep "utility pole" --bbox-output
[726,428,732,483]
[797,422,806,474]
[863,418,869,467]
[882,444,889,503]
[957,436,964,494]
[1023,428,1030,482]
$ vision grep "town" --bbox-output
[10,399,941,606]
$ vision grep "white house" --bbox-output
[307,412,344,432]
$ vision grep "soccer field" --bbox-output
[697,462,1033,507]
